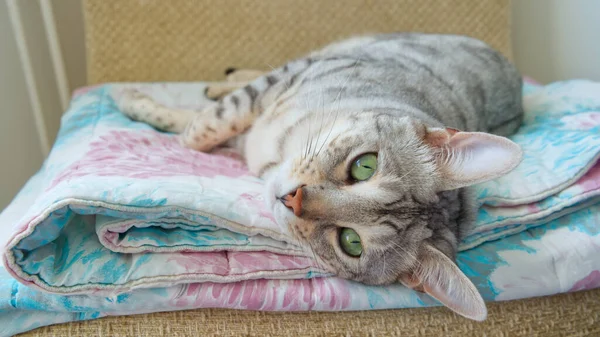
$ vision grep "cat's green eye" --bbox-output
[350,153,377,181]
[339,228,362,257]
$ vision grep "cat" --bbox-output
[116,33,524,321]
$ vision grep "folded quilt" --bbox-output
[1,80,599,336]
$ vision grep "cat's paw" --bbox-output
[178,131,219,152]
[178,112,225,152]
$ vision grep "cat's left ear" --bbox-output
[424,127,523,191]
[399,244,487,321]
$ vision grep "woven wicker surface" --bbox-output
[19,289,600,336]
[84,0,512,83]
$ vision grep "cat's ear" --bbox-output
[399,244,487,321]
[424,127,523,191]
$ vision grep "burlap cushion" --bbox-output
[84,0,512,83]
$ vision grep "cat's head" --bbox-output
[264,114,522,321]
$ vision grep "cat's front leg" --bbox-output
[182,59,312,151]
[116,87,247,152]
[179,96,250,151]
[182,76,284,151]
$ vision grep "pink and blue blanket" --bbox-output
[1,80,599,336]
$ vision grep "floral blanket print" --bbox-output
[1,80,599,336]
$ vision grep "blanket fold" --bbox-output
[1,80,599,336]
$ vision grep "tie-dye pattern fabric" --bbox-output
[0,80,599,336]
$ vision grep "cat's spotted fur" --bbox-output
[116,33,524,320]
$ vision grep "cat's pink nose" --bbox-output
[282,187,303,216]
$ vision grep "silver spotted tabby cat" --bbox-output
[117,33,524,321]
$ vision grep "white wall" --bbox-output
[512,0,600,83]
[15,0,64,147]
[0,0,71,210]
[0,1,45,209]
[51,0,87,92]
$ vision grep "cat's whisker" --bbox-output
[310,83,327,162]
[308,242,328,273]
[265,63,310,161]
[371,246,392,280]
[315,58,361,158]
[282,220,305,270]
[303,61,324,162]
[305,238,328,273]
[382,250,386,279]
[397,165,418,183]
[297,59,333,163]
[285,218,328,273]
[389,241,423,272]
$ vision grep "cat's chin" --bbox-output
[266,187,304,239]
[264,176,295,235]
[264,179,279,211]
[271,201,293,232]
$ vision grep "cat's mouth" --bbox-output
[264,181,301,235]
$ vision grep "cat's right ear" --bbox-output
[398,244,487,321]
[423,127,523,191]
